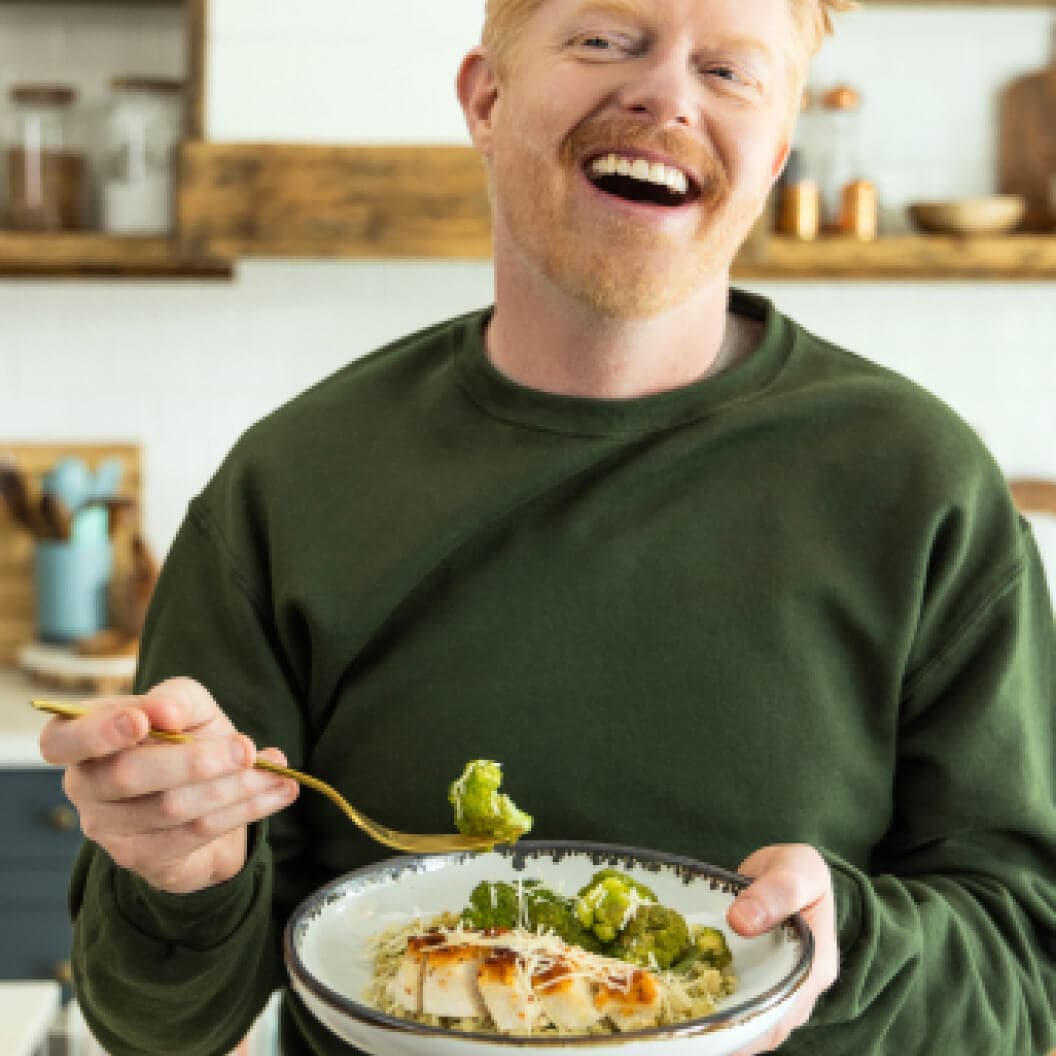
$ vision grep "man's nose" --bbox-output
[615,52,698,127]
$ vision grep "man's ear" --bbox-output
[457,47,501,157]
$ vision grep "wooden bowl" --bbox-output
[909,195,1026,236]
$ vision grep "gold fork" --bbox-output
[31,700,497,855]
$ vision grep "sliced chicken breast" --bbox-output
[477,949,544,1034]
[387,933,443,1013]
[593,969,664,1031]
[533,958,605,1031]
[421,945,487,1019]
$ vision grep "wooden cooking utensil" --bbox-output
[0,460,51,538]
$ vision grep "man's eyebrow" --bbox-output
[565,0,652,25]
[563,5,777,64]
[712,34,777,63]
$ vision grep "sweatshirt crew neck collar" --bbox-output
[454,288,793,438]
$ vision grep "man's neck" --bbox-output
[484,266,737,400]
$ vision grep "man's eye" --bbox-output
[708,66,741,83]
[572,32,639,56]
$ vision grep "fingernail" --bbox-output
[115,712,136,739]
[230,739,249,767]
[732,896,768,932]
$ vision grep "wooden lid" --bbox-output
[110,76,185,95]
[10,84,76,105]
[822,85,861,110]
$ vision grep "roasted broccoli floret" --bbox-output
[612,903,690,969]
[690,925,733,968]
[460,880,605,952]
[526,887,605,953]
[574,869,658,944]
[670,925,734,974]
[448,760,533,845]
[460,880,524,930]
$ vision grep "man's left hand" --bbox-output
[726,844,839,1054]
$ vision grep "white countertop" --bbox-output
[0,981,61,1056]
[0,667,87,769]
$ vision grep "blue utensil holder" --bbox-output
[33,539,113,643]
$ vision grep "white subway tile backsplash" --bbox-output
[0,1,185,107]
[207,22,475,141]
[211,39,469,143]
[209,0,485,44]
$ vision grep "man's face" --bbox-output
[464,0,799,319]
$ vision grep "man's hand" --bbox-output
[39,677,299,895]
[726,844,839,1055]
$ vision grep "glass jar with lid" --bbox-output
[4,84,86,231]
[101,77,185,235]
[817,84,878,239]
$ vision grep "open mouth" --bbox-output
[584,153,701,208]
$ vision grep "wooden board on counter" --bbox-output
[999,59,1056,232]
[177,143,494,259]
[0,443,141,666]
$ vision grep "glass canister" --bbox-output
[5,84,86,231]
[775,89,820,240]
[101,77,184,235]
[817,84,878,239]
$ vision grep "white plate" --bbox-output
[284,842,813,1056]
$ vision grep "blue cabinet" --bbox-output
[0,767,81,990]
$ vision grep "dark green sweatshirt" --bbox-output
[69,291,1056,1055]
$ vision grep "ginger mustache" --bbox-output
[560,115,731,209]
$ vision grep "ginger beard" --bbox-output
[490,114,761,320]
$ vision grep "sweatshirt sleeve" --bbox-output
[804,521,1056,1054]
[69,498,309,1056]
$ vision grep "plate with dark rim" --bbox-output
[284,841,813,1056]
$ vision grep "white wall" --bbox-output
[1,2,1054,560]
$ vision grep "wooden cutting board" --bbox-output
[0,442,141,665]
[999,55,1056,232]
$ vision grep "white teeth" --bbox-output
[588,153,690,197]
[666,168,688,195]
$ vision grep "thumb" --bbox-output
[727,885,776,937]
[727,846,829,938]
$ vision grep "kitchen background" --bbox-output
[0,1,1054,1055]
[0,1,1054,552]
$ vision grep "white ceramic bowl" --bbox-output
[284,842,813,1056]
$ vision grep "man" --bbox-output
[40,1,1056,1054]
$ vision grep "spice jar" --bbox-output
[4,84,86,231]
[776,150,820,240]
[775,90,820,240]
[101,77,184,235]
[818,85,878,239]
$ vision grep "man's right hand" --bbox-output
[39,676,300,895]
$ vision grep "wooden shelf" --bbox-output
[732,234,1056,281]
[177,143,493,261]
[0,233,233,279]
